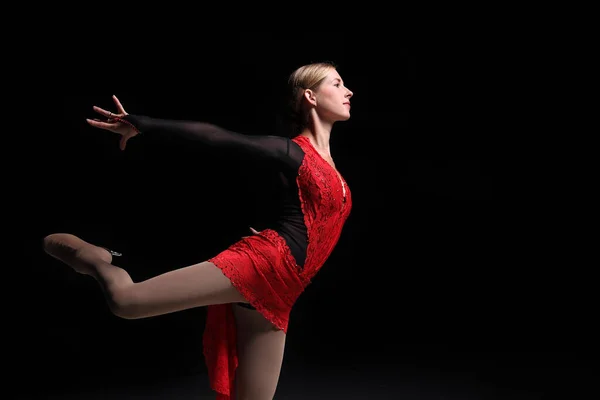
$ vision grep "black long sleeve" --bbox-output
[121,114,304,171]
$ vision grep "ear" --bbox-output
[303,89,317,107]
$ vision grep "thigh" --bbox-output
[121,261,248,318]
[233,304,287,400]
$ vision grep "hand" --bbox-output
[242,227,261,239]
[86,95,138,151]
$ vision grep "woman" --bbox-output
[43,61,353,399]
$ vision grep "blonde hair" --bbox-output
[285,61,337,136]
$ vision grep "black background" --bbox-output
[11,30,596,399]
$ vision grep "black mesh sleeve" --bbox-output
[119,114,304,171]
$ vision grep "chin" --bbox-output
[336,112,351,121]
[330,112,351,123]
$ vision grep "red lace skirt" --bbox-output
[202,229,306,399]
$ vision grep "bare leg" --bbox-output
[232,304,286,400]
[43,233,248,319]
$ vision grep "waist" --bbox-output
[270,223,307,268]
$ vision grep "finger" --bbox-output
[93,105,117,119]
[249,227,259,234]
[87,118,120,131]
[112,95,127,114]
[120,136,127,151]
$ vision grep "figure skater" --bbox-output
[43,61,353,400]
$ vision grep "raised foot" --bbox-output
[43,233,117,275]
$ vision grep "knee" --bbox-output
[235,390,276,400]
[106,288,140,319]
[235,376,279,400]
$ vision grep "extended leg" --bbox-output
[232,304,286,400]
[43,233,248,319]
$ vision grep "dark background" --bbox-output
[12,31,595,399]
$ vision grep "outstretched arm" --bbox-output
[120,114,291,164]
[87,95,300,168]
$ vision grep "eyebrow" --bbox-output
[332,78,344,84]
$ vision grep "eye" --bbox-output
[334,83,341,87]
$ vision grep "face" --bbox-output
[308,69,354,122]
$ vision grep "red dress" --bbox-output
[117,116,352,399]
[204,135,352,399]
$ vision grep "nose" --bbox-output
[345,89,353,98]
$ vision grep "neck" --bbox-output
[300,118,333,156]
